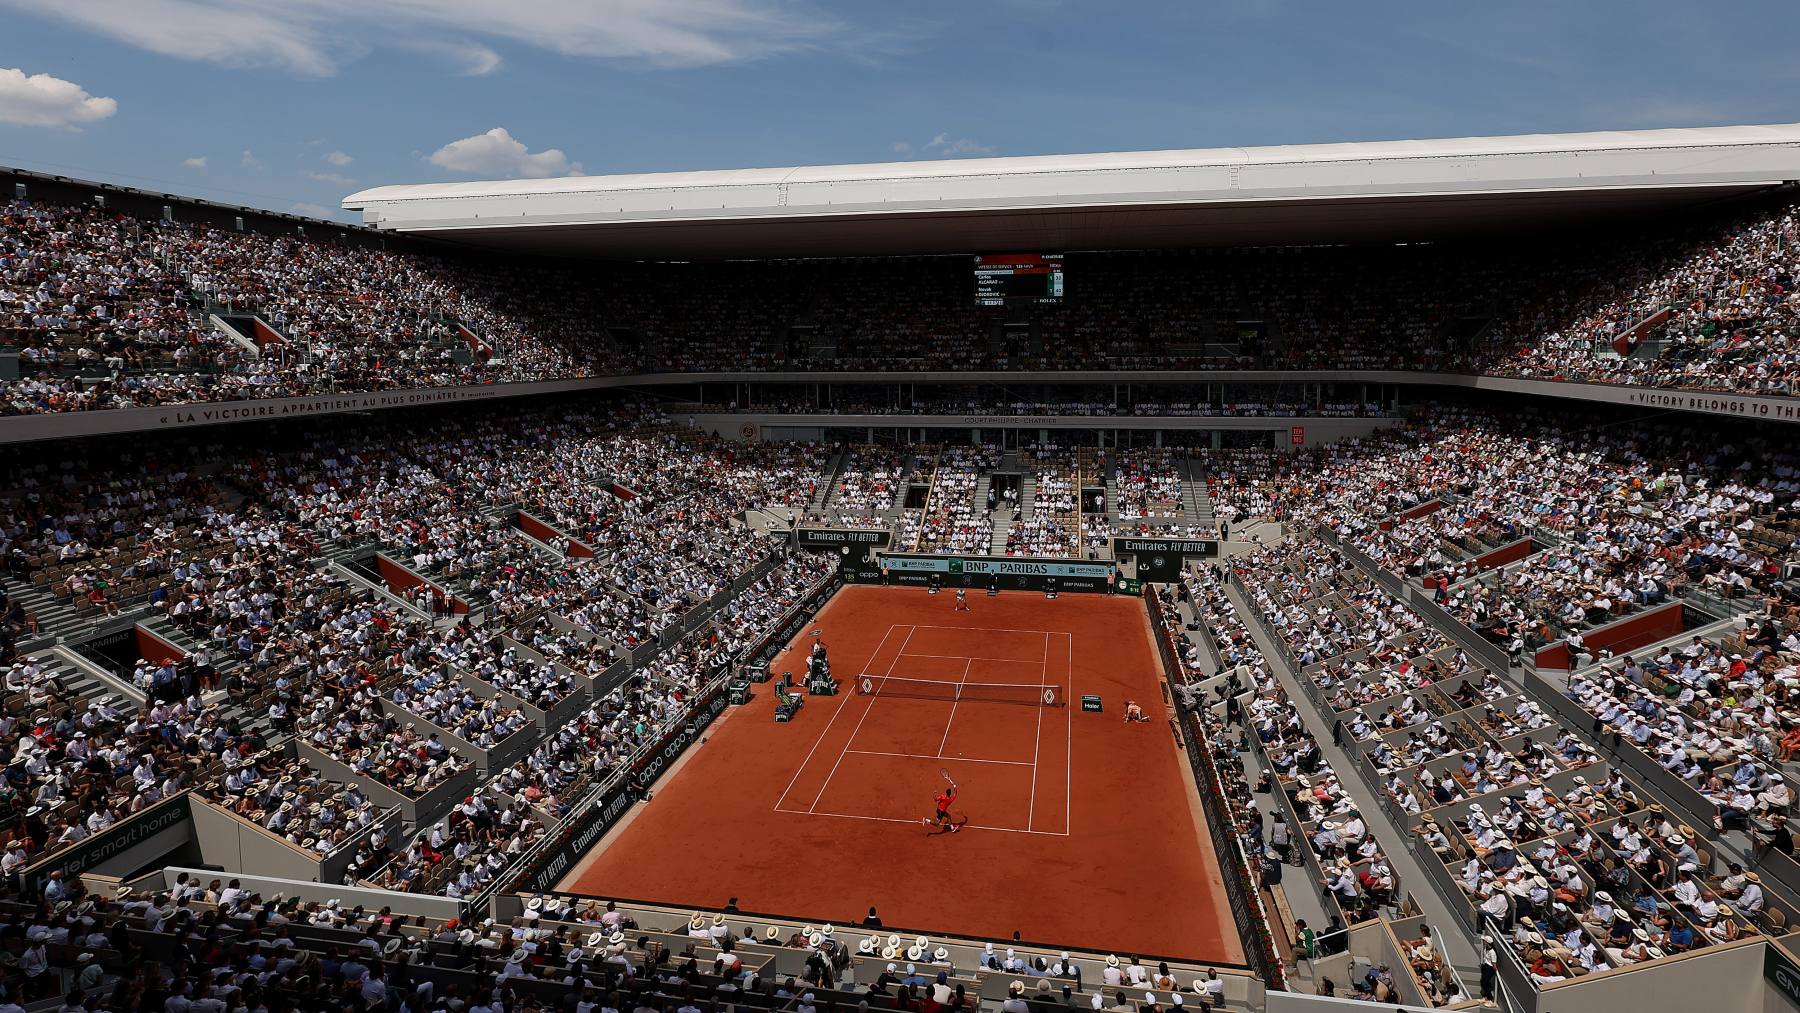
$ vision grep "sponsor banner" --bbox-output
[0,378,617,444]
[796,528,892,549]
[520,782,636,894]
[19,793,192,892]
[877,553,1116,593]
[1112,537,1220,582]
[632,688,730,785]
[1768,944,1800,1009]
[1114,537,1220,557]
[743,576,839,669]
[517,686,731,894]
[879,554,1115,579]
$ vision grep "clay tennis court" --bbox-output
[562,585,1240,962]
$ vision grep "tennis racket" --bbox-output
[939,767,955,787]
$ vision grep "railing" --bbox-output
[1145,586,1286,989]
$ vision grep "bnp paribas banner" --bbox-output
[877,553,1117,592]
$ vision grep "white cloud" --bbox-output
[889,132,995,160]
[322,150,353,166]
[182,155,208,168]
[305,170,356,185]
[0,0,844,76]
[427,127,582,178]
[0,67,117,128]
[240,149,263,169]
[923,132,994,157]
[405,39,503,76]
[288,201,332,217]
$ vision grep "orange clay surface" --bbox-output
[563,585,1241,963]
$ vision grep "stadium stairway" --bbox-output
[1218,567,1486,986]
[3,578,93,642]
[988,518,1010,555]
[40,642,147,709]
[29,646,137,707]
[1183,457,1217,533]
[135,614,272,734]
[1318,535,1800,961]
[1166,579,1340,985]
[810,448,846,514]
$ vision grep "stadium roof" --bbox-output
[344,123,1800,259]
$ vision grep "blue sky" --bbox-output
[0,0,1796,223]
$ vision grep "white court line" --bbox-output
[900,653,1053,664]
[773,622,901,812]
[1028,632,1046,831]
[847,748,1033,767]
[774,806,1069,837]
[808,624,916,813]
[906,625,1063,637]
[1065,630,1073,836]
[934,656,975,757]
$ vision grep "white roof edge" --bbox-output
[345,123,1800,206]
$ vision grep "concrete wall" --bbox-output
[697,411,1403,447]
[144,865,466,920]
[189,798,326,883]
[1534,938,1768,1013]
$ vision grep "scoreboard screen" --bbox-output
[974,253,1064,306]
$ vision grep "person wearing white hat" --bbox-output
[1001,981,1030,1013]
[1103,954,1123,986]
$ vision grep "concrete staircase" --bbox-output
[809,449,846,514]
[973,472,994,520]
[135,614,272,735]
[2,578,92,642]
[1183,457,1217,532]
[32,646,139,707]
[988,516,1011,555]
[1103,459,1125,526]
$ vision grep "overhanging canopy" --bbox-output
[344,124,1800,258]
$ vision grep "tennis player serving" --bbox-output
[924,769,960,834]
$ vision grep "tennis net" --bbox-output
[854,675,1061,706]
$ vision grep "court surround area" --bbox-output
[562,585,1241,962]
